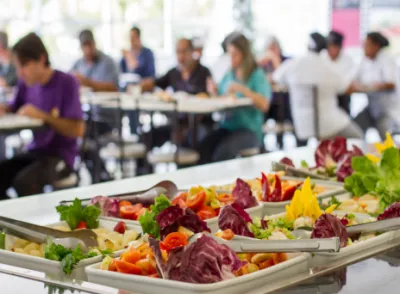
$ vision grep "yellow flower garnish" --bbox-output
[285,178,323,222]
[367,132,395,163]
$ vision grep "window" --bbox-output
[252,0,330,57]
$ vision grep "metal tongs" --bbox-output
[346,217,400,235]
[272,161,330,180]
[190,233,340,253]
[0,215,98,251]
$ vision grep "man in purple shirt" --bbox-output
[0,33,84,199]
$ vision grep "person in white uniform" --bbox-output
[323,31,355,114]
[353,32,398,140]
[273,32,362,145]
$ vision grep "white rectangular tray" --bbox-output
[100,204,263,233]
[0,219,142,280]
[86,252,311,294]
[260,177,346,216]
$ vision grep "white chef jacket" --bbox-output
[353,51,399,120]
[273,51,351,140]
[322,50,355,81]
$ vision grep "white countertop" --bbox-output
[0,147,315,225]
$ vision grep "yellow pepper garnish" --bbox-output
[367,132,395,163]
[285,177,338,223]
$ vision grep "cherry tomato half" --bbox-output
[120,204,144,220]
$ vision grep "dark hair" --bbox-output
[309,32,327,53]
[228,34,257,82]
[221,31,243,53]
[79,29,95,45]
[12,33,50,67]
[0,31,8,49]
[130,26,141,38]
[327,30,344,47]
[177,38,194,51]
[367,32,390,48]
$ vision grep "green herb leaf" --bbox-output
[0,232,5,250]
[344,147,400,212]
[150,194,171,215]
[139,210,160,239]
[300,160,309,168]
[82,205,101,229]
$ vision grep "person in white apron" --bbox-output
[323,31,355,114]
[353,32,398,140]
[273,32,362,144]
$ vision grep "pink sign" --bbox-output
[332,9,360,47]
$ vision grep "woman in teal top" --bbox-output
[199,34,271,163]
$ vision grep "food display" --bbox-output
[280,137,363,182]
[3,198,140,274]
[321,195,379,215]
[210,172,332,203]
[92,180,259,223]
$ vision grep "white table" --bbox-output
[0,114,44,134]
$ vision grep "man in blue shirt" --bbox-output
[120,26,155,79]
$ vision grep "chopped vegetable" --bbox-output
[90,196,119,217]
[115,260,142,275]
[301,160,309,168]
[218,205,254,238]
[280,157,295,167]
[161,232,188,252]
[0,232,5,250]
[76,221,87,229]
[344,147,400,212]
[377,202,400,220]
[120,204,143,220]
[150,194,171,215]
[315,137,347,168]
[232,178,258,209]
[113,221,127,234]
[119,200,132,208]
[56,198,101,230]
[311,214,348,248]
[186,191,206,210]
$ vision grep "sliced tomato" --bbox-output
[161,232,188,252]
[196,206,217,220]
[122,249,141,265]
[109,260,117,272]
[217,193,234,204]
[272,253,288,264]
[136,258,157,275]
[136,207,148,218]
[186,191,206,211]
[172,193,188,209]
[148,273,159,278]
[113,221,127,234]
[120,203,144,220]
[115,260,142,275]
[76,221,87,229]
[119,200,132,208]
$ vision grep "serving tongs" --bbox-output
[272,161,330,180]
[189,233,340,253]
[0,215,98,251]
[292,217,400,239]
[59,180,231,207]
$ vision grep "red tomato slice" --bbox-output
[258,258,274,270]
[171,193,188,209]
[119,200,132,208]
[113,221,127,234]
[109,260,117,272]
[217,193,234,204]
[186,191,206,211]
[122,249,141,265]
[76,221,87,229]
[196,206,217,220]
[161,232,188,252]
[135,258,157,275]
[115,260,142,275]
[120,204,144,220]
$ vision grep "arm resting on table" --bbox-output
[87,79,118,92]
[44,115,85,138]
[242,87,270,113]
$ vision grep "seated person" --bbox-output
[199,34,270,163]
[273,32,362,145]
[140,38,212,148]
[0,33,84,199]
[71,29,118,92]
[0,31,17,88]
[121,26,155,79]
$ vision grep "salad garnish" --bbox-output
[344,147,400,212]
[232,179,258,209]
[311,214,348,248]
[218,204,254,237]
[56,198,101,230]
[377,202,400,220]
[366,132,396,163]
